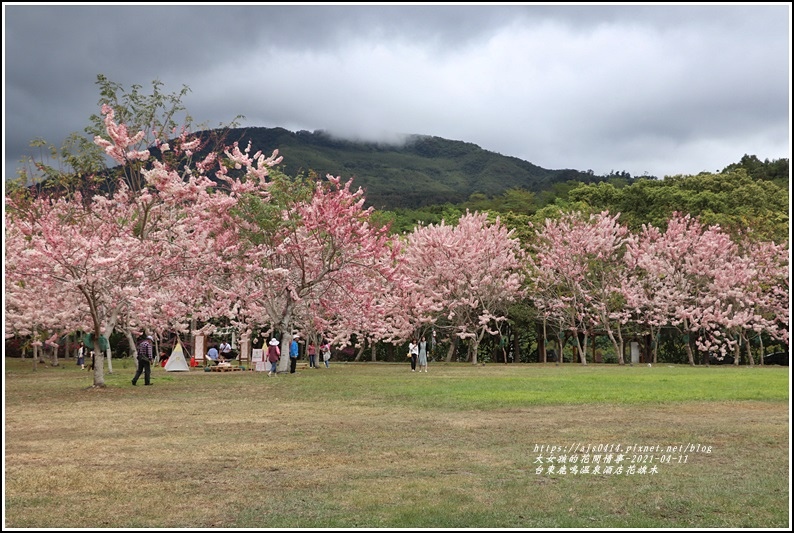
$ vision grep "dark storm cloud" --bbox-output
[3,3,790,180]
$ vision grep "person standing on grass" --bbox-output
[321,342,331,368]
[409,338,419,372]
[267,338,281,376]
[76,342,85,370]
[289,335,300,373]
[307,341,317,368]
[132,335,154,386]
[418,335,428,373]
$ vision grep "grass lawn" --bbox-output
[4,358,790,528]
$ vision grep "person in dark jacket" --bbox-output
[132,335,154,386]
[267,338,281,376]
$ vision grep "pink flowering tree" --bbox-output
[4,219,85,368]
[6,86,281,386]
[218,173,401,371]
[571,212,634,365]
[297,265,411,360]
[624,222,682,364]
[742,240,790,360]
[720,238,790,364]
[5,184,187,385]
[624,213,782,365]
[8,191,124,375]
[627,214,714,365]
[528,212,625,364]
[399,211,525,364]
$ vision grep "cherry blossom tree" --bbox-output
[624,223,681,364]
[743,239,789,354]
[9,75,788,374]
[5,218,85,369]
[623,213,777,365]
[218,173,401,371]
[399,211,525,364]
[6,187,159,385]
[6,93,281,386]
[570,212,634,365]
[528,212,608,364]
[721,238,790,365]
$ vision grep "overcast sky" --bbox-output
[3,3,791,182]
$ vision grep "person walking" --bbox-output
[132,335,154,386]
[307,341,317,368]
[408,338,419,372]
[267,338,280,376]
[418,335,428,372]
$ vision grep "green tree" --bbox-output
[569,170,788,243]
[722,154,789,188]
[9,74,243,199]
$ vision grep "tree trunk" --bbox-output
[90,332,106,387]
[31,329,39,366]
[744,333,754,366]
[513,332,521,363]
[97,309,120,379]
[557,334,564,365]
[683,326,695,366]
[539,320,547,363]
[279,335,290,373]
[651,329,659,364]
[445,336,458,363]
[278,316,293,372]
[354,340,366,362]
[684,342,695,366]
[89,320,107,387]
[759,335,764,366]
[125,330,138,369]
[732,334,741,366]
[189,318,197,360]
[50,341,60,367]
[616,324,626,366]
[571,330,587,365]
[106,345,114,374]
[606,327,623,365]
[471,329,486,365]
[371,342,377,362]
[276,292,302,372]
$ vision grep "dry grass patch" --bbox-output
[4,359,789,528]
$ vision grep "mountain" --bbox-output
[214,127,621,210]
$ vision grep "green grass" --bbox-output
[294,363,790,407]
[4,358,790,528]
